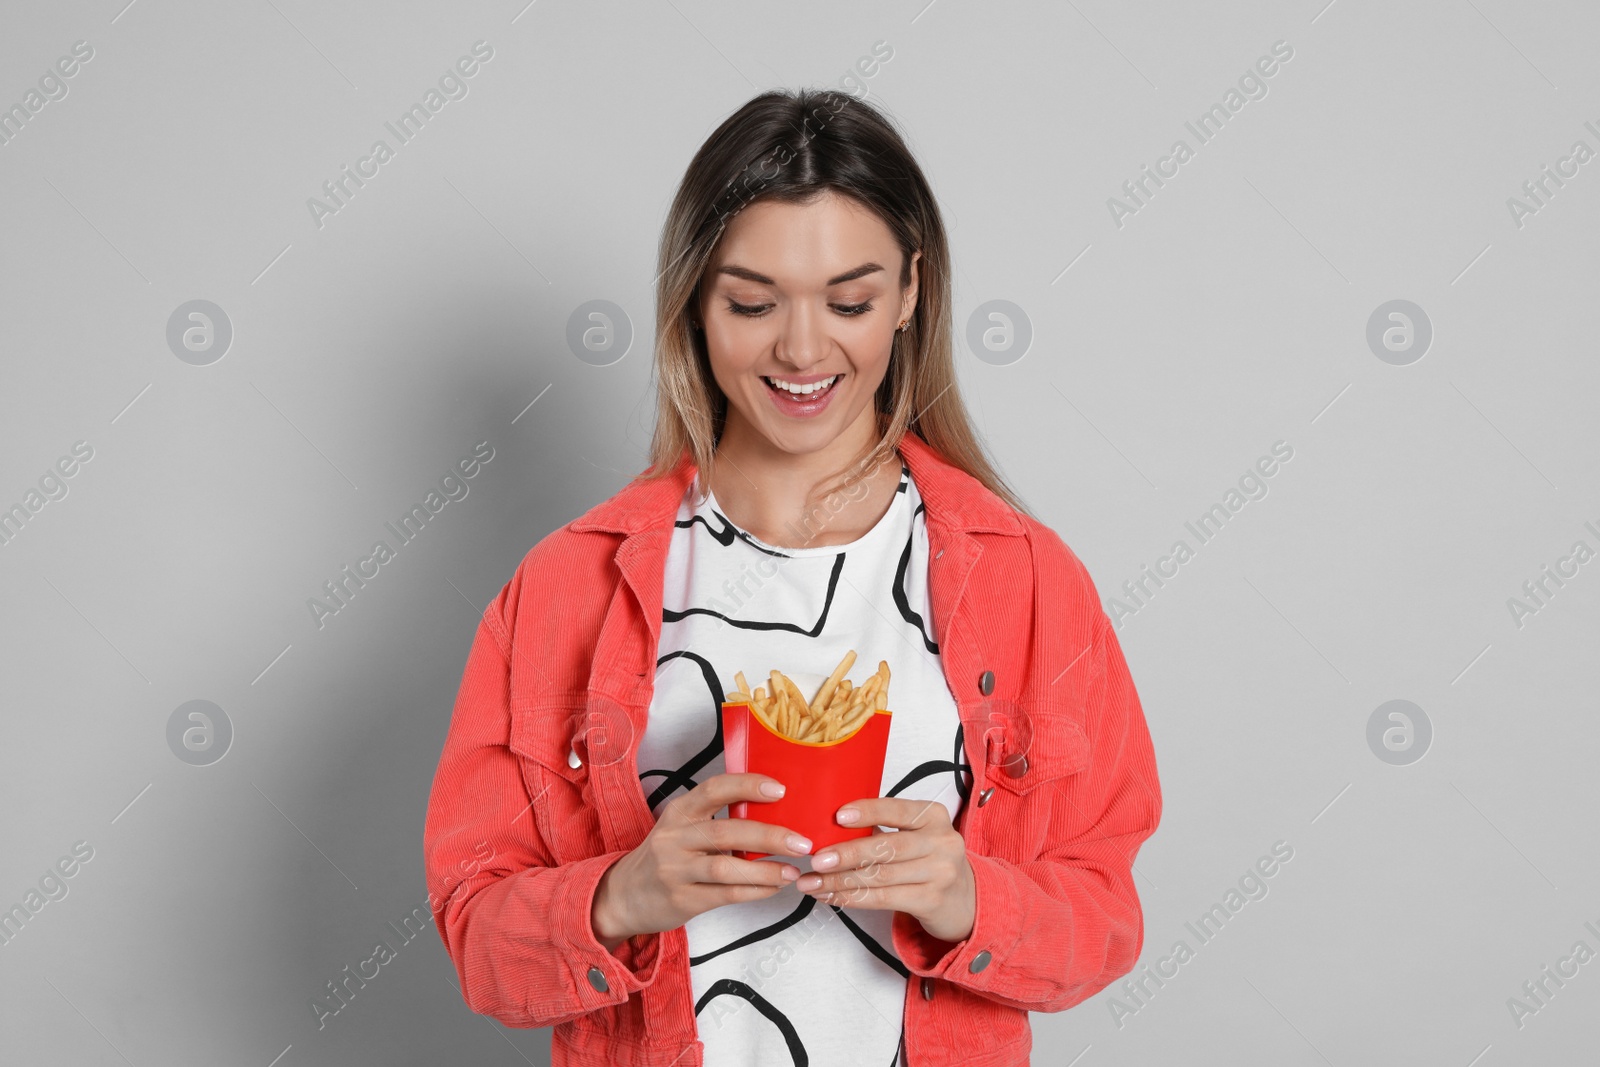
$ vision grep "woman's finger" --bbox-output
[808,882,922,912]
[798,856,936,896]
[808,823,933,876]
[693,852,799,888]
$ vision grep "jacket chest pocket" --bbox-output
[976,702,1091,863]
[507,702,607,865]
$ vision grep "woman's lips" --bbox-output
[762,374,842,418]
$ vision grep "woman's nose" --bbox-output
[774,304,826,370]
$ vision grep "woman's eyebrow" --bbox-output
[715,262,886,286]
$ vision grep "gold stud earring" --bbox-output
[897,319,908,332]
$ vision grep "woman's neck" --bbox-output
[706,412,901,550]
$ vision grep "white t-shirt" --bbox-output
[635,458,971,1067]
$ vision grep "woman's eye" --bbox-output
[724,300,875,317]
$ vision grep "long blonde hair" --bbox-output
[645,88,1032,517]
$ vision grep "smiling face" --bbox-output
[697,190,919,460]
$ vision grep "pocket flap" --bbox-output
[987,712,1091,796]
[507,702,587,785]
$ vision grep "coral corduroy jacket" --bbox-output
[423,431,1162,1066]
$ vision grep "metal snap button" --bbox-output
[969,949,992,973]
[1003,754,1029,778]
[921,977,935,1000]
[587,965,608,992]
[978,670,995,696]
[568,746,582,769]
[977,786,994,807]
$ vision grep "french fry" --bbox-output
[853,675,878,717]
[811,650,856,715]
[838,684,876,735]
[821,706,846,743]
[837,697,875,736]
[781,688,797,736]
[748,695,779,734]
[731,649,889,744]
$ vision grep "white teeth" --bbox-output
[765,375,838,395]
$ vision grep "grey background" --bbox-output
[2,0,1596,1063]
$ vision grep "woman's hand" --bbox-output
[591,773,814,948]
[794,797,976,944]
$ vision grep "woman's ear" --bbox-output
[900,249,922,325]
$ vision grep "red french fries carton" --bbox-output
[721,697,892,860]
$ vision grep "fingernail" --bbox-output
[796,874,821,891]
[836,807,859,825]
[786,834,812,854]
[760,781,786,798]
[780,866,799,881]
[813,851,838,870]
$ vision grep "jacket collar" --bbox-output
[568,430,1025,537]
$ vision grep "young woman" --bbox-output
[424,89,1161,1067]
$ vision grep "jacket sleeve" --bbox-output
[891,530,1162,1012]
[423,576,665,1027]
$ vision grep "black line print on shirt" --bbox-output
[663,552,846,635]
[892,501,939,655]
[882,722,972,805]
[637,650,726,812]
[689,908,907,1067]
[831,906,912,979]
[689,893,822,966]
[694,979,807,1065]
[954,722,973,802]
[676,510,792,559]
[885,755,961,800]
